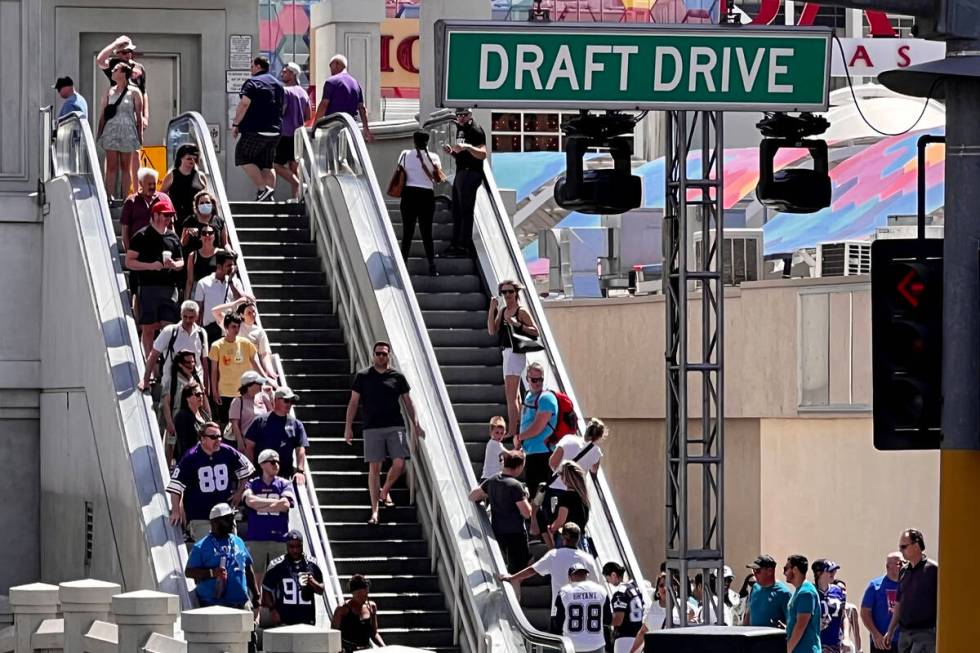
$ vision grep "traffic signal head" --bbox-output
[871,239,943,450]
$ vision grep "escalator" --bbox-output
[232,199,455,651]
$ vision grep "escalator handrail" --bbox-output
[298,112,573,653]
[422,114,649,595]
[165,112,345,620]
[48,108,193,608]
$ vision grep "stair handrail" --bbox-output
[423,114,650,597]
[296,113,573,653]
[47,108,193,607]
[165,112,345,621]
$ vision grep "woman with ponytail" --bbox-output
[395,131,443,275]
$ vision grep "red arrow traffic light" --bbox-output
[897,269,926,307]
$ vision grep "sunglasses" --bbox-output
[374,351,389,357]
[264,459,280,465]
[203,433,222,440]
[500,289,516,295]
[201,231,215,236]
[528,377,544,383]
[191,391,204,397]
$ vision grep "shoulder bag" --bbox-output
[416,149,447,184]
[508,319,544,354]
[532,442,595,507]
[97,86,128,138]
[386,152,407,198]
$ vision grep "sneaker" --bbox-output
[256,186,275,202]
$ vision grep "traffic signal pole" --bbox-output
[935,59,980,650]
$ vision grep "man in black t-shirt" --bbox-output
[344,340,425,525]
[469,450,532,573]
[232,56,285,202]
[442,108,487,257]
[126,194,184,358]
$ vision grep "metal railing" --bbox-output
[165,113,346,621]
[296,112,573,653]
[424,114,650,596]
[46,107,193,608]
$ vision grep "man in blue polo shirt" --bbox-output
[54,76,88,120]
[185,502,257,609]
[516,361,558,543]
[246,387,309,483]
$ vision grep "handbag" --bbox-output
[416,149,447,184]
[508,322,544,354]
[97,86,128,138]
[531,442,595,507]
[386,152,407,198]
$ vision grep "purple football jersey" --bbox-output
[244,476,295,541]
[167,443,255,521]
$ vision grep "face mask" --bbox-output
[198,203,213,216]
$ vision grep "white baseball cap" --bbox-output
[258,449,280,464]
[209,503,234,519]
[284,62,302,76]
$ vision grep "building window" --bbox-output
[490,111,633,153]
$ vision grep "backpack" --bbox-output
[535,390,578,448]
[158,324,206,379]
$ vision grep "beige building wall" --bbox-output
[544,276,940,619]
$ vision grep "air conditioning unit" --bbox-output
[873,225,945,241]
[692,228,764,286]
[817,241,871,277]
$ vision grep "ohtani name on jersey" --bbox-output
[571,591,600,600]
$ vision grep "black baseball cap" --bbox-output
[53,76,74,91]
[812,559,840,574]
[747,555,777,570]
[285,529,304,542]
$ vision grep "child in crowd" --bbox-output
[481,416,507,482]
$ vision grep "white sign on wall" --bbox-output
[229,35,253,70]
[830,38,945,77]
[226,70,251,93]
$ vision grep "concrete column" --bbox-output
[180,606,253,653]
[112,590,178,651]
[419,0,492,135]
[59,579,120,653]
[310,0,385,121]
[8,583,59,653]
[262,624,341,653]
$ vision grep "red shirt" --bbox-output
[120,192,162,233]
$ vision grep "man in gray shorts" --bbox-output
[344,340,425,525]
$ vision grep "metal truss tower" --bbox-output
[663,109,726,625]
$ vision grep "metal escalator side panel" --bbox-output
[45,112,191,607]
[299,114,571,653]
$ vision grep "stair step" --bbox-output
[248,271,327,286]
[322,523,424,541]
[432,347,501,366]
[291,405,348,420]
[262,313,340,329]
[391,222,455,241]
[450,403,505,422]
[309,438,363,455]
[229,201,306,216]
[446,384,506,404]
[255,298,333,315]
[277,388,350,405]
[428,329,497,348]
[458,422,502,442]
[441,366,505,385]
[333,556,429,575]
[263,328,344,344]
[233,214,309,229]
[239,242,317,257]
[407,258,476,276]
[280,359,351,374]
[377,628,454,647]
[362,593,447,611]
[328,538,426,557]
[377,610,451,629]
[234,226,311,243]
[410,274,483,293]
[321,506,417,523]
[244,256,322,271]
[270,373,350,389]
[420,311,487,329]
[253,284,331,301]
[302,422,359,438]
[315,487,411,506]
[306,454,366,471]
[416,293,487,311]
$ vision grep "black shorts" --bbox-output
[274,136,295,166]
[235,133,279,169]
[138,286,179,325]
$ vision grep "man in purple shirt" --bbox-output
[314,54,374,142]
[274,62,312,200]
[243,448,295,587]
[167,422,255,541]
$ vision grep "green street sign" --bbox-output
[435,21,831,112]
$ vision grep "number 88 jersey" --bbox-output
[168,443,255,521]
[554,580,612,652]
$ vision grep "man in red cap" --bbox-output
[126,193,184,358]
